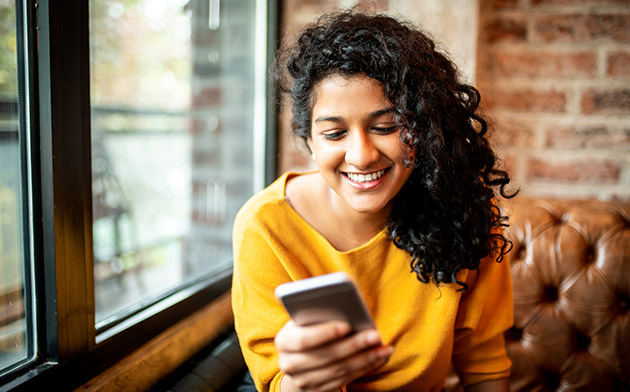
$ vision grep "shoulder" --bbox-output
[234,172,289,230]
[233,172,316,235]
[284,172,322,212]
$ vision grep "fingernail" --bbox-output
[336,322,351,335]
[377,345,394,359]
[365,331,381,345]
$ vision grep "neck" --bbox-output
[288,172,392,252]
[325,187,392,249]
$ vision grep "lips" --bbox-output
[343,169,388,183]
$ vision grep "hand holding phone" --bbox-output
[274,273,393,391]
[275,272,375,332]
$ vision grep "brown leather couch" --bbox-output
[500,197,630,391]
[445,197,630,391]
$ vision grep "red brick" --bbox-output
[483,16,528,43]
[484,89,568,112]
[489,0,519,9]
[501,155,516,179]
[546,126,630,148]
[356,0,389,11]
[585,14,630,42]
[535,14,630,43]
[528,159,621,183]
[607,51,630,78]
[581,88,630,114]
[489,51,597,78]
[489,120,537,148]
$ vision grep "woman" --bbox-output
[232,11,515,392]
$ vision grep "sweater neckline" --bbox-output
[277,171,389,255]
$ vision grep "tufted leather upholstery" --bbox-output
[444,197,630,391]
[503,198,630,391]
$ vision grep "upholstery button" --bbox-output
[514,244,526,260]
[551,212,570,225]
[619,293,629,313]
[504,327,523,342]
[543,286,559,303]
[575,332,590,351]
[584,246,596,264]
[542,371,561,389]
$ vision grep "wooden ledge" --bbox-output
[76,291,233,392]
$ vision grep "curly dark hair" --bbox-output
[276,11,516,288]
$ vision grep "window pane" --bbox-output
[0,0,30,373]
[90,0,260,325]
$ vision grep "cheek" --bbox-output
[312,144,344,166]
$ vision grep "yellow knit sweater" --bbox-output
[232,172,513,391]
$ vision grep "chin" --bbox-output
[348,200,391,215]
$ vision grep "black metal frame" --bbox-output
[0,0,49,387]
[265,0,281,186]
[1,0,281,390]
[15,0,38,365]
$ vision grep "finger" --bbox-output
[289,345,394,392]
[275,320,351,352]
[279,329,382,374]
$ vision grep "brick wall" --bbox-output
[279,0,630,201]
[478,0,630,200]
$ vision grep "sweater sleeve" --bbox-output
[451,250,514,386]
[232,206,292,392]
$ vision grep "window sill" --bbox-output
[78,291,233,391]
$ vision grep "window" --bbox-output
[0,0,277,389]
[0,0,36,378]
[89,0,270,333]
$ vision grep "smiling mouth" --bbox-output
[344,169,388,183]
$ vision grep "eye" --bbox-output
[322,130,347,140]
[372,125,398,135]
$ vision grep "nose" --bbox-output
[345,130,380,169]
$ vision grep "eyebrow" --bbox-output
[313,107,397,123]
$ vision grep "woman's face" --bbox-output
[308,74,414,216]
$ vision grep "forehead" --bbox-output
[311,74,392,117]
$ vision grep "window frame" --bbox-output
[1,0,279,389]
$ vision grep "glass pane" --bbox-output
[0,0,30,373]
[90,0,259,325]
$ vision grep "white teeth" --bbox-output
[346,169,386,183]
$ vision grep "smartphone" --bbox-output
[275,272,375,332]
